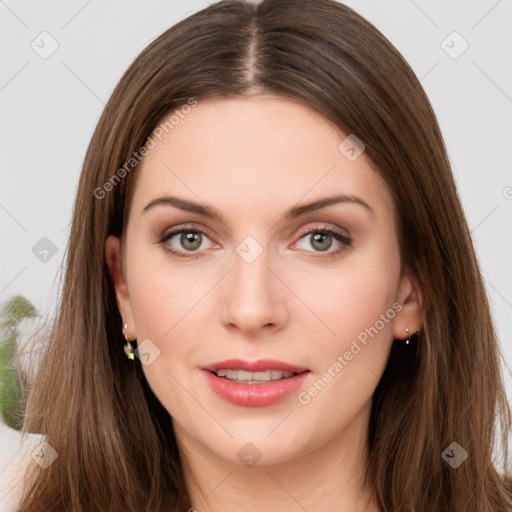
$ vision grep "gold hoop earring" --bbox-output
[123,323,135,361]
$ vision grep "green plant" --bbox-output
[0,295,36,430]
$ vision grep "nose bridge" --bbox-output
[220,233,287,331]
[232,234,274,300]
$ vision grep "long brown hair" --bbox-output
[18,0,512,510]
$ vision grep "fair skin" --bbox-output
[105,96,422,512]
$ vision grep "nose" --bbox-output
[219,242,289,336]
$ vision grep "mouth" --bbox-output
[212,368,302,384]
[202,359,311,407]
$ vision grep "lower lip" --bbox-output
[203,370,310,407]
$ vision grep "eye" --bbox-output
[292,225,352,257]
[156,223,352,259]
[157,224,215,258]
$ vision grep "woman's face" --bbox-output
[106,96,422,467]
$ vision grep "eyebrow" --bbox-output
[142,193,374,222]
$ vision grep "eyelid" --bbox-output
[156,221,351,258]
[294,222,350,241]
[156,222,217,258]
[291,223,352,257]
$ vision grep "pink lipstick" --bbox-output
[202,359,310,407]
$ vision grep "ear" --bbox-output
[105,235,136,338]
[392,268,423,339]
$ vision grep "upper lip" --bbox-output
[202,359,309,373]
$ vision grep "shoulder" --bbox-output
[0,421,46,512]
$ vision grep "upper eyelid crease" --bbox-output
[142,194,374,225]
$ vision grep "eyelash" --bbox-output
[157,223,352,259]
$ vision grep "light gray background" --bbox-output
[1,1,511,397]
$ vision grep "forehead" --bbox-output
[131,96,393,223]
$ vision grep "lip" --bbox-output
[202,359,309,373]
[202,359,311,407]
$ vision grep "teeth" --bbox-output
[215,369,296,381]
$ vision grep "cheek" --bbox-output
[125,248,206,415]
[298,247,401,406]
[125,245,219,403]
[290,271,399,440]
[305,253,399,345]
[126,242,207,341]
